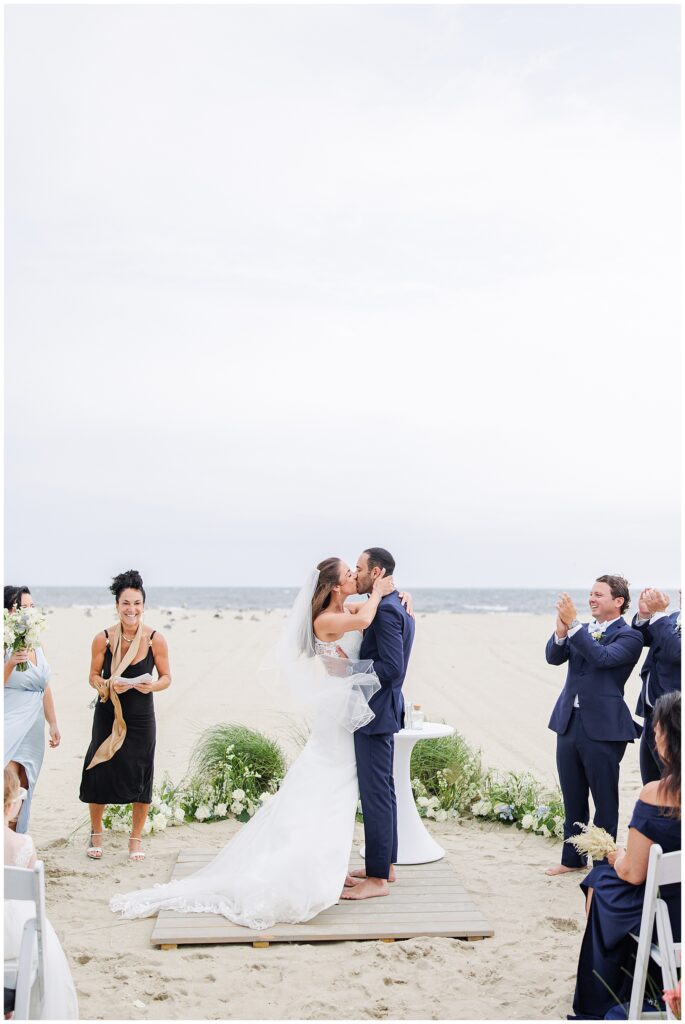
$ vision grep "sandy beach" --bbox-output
[24,608,646,1020]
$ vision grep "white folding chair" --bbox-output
[3,861,46,1020]
[628,844,681,1020]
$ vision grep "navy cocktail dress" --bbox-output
[571,799,681,1020]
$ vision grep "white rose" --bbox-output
[435,809,448,823]
[231,788,246,800]
[417,796,430,807]
[521,814,535,830]
[214,803,228,818]
[428,796,441,808]
[230,801,244,815]
[426,807,436,819]
[174,807,185,822]
[151,813,167,831]
[259,793,270,804]
[194,804,211,821]
[540,824,551,838]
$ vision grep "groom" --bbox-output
[341,547,415,901]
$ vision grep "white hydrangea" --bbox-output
[231,788,246,801]
[174,807,185,822]
[151,812,167,831]
[214,803,228,818]
[471,800,492,817]
[230,801,244,816]
[435,809,448,823]
[259,792,270,804]
[194,804,211,821]
[417,796,430,807]
[521,813,535,830]
[142,819,152,835]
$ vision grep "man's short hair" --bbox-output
[596,574,631,613]
[364,547,396,576]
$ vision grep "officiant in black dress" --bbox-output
[79,570,171,862]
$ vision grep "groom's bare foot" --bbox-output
[344,866,396,886]
[340,877,389,900]
[545,864,582,876]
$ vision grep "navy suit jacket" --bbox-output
[546,618,643,741]
[358,591,415,735]
[632,611,682,717]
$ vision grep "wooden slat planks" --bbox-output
[150,851,493,947]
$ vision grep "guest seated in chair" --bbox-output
[570,691,681,1020]
[4,766,79,1019]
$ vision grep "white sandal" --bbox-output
[86,832,103,860]
[128,835,145,862]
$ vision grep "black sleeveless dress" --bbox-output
[79,631,157,804]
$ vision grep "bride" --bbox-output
[110,557,402,930]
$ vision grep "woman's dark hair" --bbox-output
[595,574,631,613]
[110,570,145,604]
[652,691,680,818]
[4,586,31,612]
[311,558,343,625]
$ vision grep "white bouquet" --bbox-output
[4,606,47,671]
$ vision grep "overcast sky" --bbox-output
[4,4,681,588]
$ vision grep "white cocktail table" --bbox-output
[360,722,456,865]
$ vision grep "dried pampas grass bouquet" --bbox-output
[565,822,618,862]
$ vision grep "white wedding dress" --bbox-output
[4,834,79,1019]
[110,629,365,929]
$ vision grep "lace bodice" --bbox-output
[313,628,363,660]
[6,833,35,869]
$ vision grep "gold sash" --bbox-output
[86,621,143,770]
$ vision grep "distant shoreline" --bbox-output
[26,585,667,614]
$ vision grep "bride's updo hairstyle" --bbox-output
[311,558,343,624]
[110,569,146,604]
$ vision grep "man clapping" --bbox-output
[633,587,681,783]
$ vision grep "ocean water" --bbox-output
[26,586,645,615]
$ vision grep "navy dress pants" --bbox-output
[556,710,627,868]
[354,731,397,879]
[639,710,663,784]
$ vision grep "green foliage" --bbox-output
[410,731,483,816]
[182,723,287,823]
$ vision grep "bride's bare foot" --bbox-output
[545,864,581,876]
[340,877,389,900]
[344,866,396,886]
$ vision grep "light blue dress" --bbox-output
[4,646,50,832]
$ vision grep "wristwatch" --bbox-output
[568,619,580,631]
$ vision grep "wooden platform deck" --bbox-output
[150,850,493,948]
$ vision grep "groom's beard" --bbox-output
[356,581,372,596]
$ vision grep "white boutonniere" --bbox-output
[675,618,681,634]
[591,630,604,641]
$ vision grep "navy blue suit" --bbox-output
[546,619,642,867]
[356,591,415,878]
[632,611,681,783]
